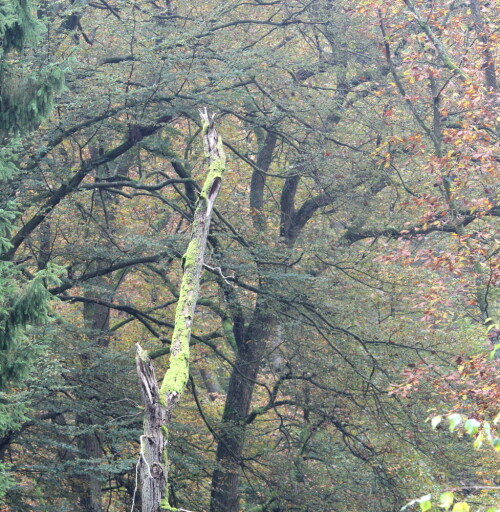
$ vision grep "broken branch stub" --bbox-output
[135,110,226,512]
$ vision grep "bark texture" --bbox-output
[136,108,226,512]
[210,297,277,512]
[136,346,168,512]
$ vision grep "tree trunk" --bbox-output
[76,145,132,512]
[209,117,332,510]
[76,413,104,512]
[210,297,277,512]
[210,125,282,512]
[136,109,226,512]
[136,347,168,512]
[76,288,109,512]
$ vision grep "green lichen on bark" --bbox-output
[159,239,199,401]
[160,346,189,399]
[139,110,225,512]
[181,238,200,271]
[159,110,226,408]
[222,315,237,353]
[160,498,177,511]
[201,151,225,188]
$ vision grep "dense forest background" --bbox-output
[0,0,498,511]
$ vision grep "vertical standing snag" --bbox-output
[136,109,226,512]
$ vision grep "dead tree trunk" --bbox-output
[135,109,226,512]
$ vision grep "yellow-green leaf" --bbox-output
[419,496,432,512]
[452,502,470,512]
[432,416,443,429]
[448,413,462,432]
[439,491,454,510]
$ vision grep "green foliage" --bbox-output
[2,329,141,511]
[0,0,64,386]
[0,63,64,133]
[0,0,40,56]
[0,264,62,388]
[0,1,64,133]
[402,492,499,512]
[0,462,14,501]
[0,0,497,510]
[0,210,16,253]
[431,413,500,452]
[0,1,65,499]
[405,411,500,512]
[0,139,21,182]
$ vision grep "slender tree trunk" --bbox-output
[76,289,109,512]
[136,109,226,512]
[249,131,277,230]
[76,146,132,512]
[77,414,104,512]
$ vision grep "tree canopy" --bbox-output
[0,0,498,511]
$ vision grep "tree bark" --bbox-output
[136,347,168,512]
[249,131,277,230]
[75,145,134,511]
[136,109,226,512]
[210,296,277,512]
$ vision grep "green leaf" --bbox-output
[463,418,480,436]
[448,413,463,432]
[492,438,500,452]
[420,501,432,512]
[483,421,492,440]
[432,416,443,429]
[419,495,432,512]
[439,491,454,510]
[451,502,469,512]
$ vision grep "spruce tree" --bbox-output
[0,0,63,133]
[0,0,63,499]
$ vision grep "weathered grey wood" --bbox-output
[136,109,226,512]
[136,346,168,512]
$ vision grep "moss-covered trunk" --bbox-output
[136,109,226,512]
